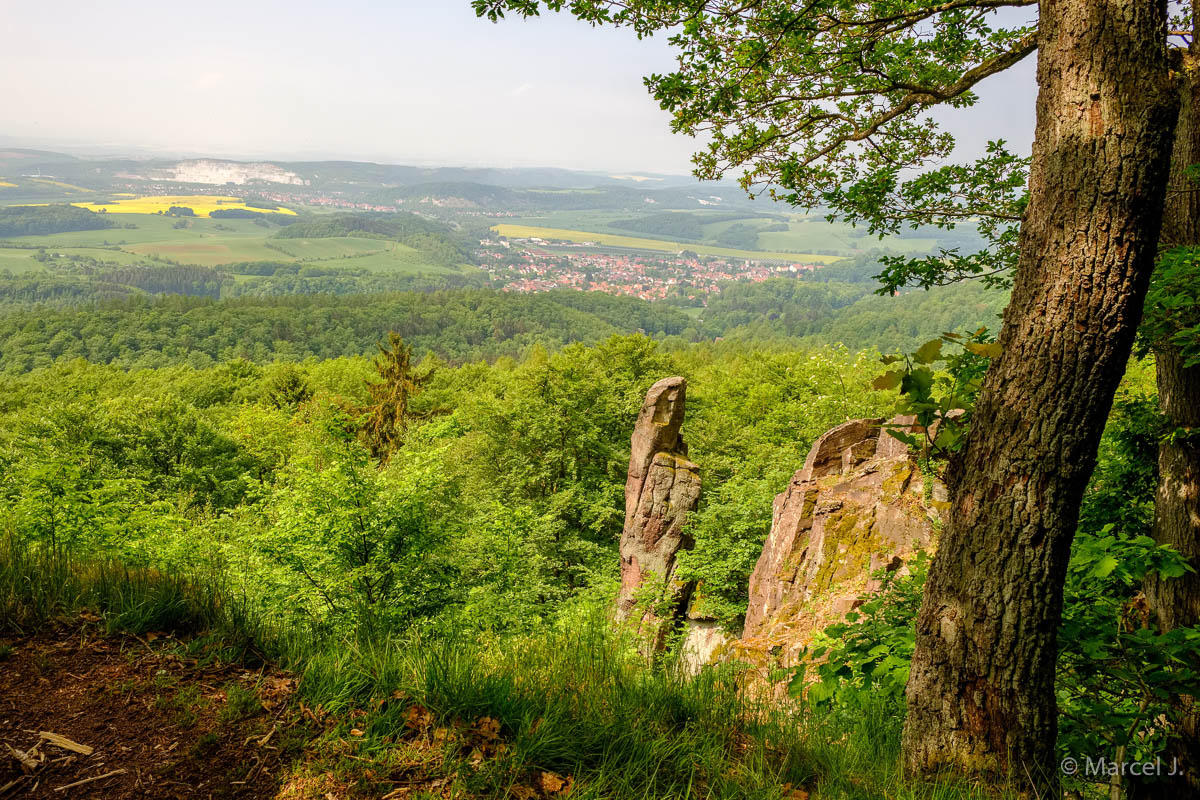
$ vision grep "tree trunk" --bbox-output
[901,0,1179,792]
[1130,49,1200,800]
[1140,343,1200,798]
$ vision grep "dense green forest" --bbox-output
[0,262,486,307]
[274,211,452,241]
[609,211,714,240]
[0,337,887,631]
[0,279,1008,374]
[0,204,115,237]
[0,290,688,372]
[271,211,469,266]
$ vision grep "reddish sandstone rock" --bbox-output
[733,416,941,670]
[616,377,701,626]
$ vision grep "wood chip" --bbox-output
[4,744,38,772]
[39,732,93,755]
[54,769,126,792]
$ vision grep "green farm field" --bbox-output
[492,224,843,262]
[266,236,389,260]
[127,238,288,265]
[325,243,461,274]
[1,214,461,274]
[3,215,273,247]
[506,210,954,256]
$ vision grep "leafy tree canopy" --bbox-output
[473,0,1037,290]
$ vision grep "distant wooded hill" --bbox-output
[0,277,1007,374]
[0,205,114,237]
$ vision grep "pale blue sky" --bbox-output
[0,0,1036,174]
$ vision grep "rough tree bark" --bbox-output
[1143,343,1200,797]
[901,0,1179,792]
[1130,46,1200,799]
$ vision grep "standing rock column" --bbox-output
[616,376,701,634]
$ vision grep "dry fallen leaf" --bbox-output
[404,705,434,731]
[349,728,364,737]
[539,771,567,794]
[510,786,537,800]
[268,676,295,691]
[475,717,501,740]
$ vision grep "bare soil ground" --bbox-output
[0,620,580,799]
[0,618,312,799]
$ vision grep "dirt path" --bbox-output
[0,620,311,799]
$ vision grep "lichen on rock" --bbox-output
[732,416,942,671]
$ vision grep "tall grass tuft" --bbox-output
[295,621,817,799]
[3,533,235,639]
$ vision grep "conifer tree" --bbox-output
[362,332,433,461]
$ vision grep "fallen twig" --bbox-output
[54,768,126,792]
[0,776,29,797]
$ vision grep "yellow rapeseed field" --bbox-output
[71,195,297,217]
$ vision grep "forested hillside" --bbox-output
[0,290,690,372]
[0,279,1008,373]
[0,337,888,631]
[0,204,115,237]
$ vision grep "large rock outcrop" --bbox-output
[616,377,701,628]
[733,416,942,668]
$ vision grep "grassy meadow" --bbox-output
[500,210,950,259]
[492,223,844,262]
[1,212,462,274]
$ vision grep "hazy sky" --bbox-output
[1,0,1037,174]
